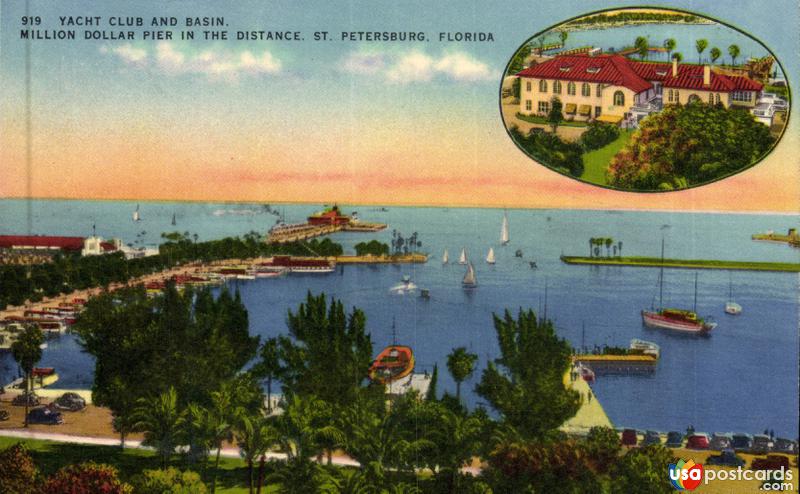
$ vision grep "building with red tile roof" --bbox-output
[516,54,763,125]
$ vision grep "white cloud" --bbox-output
[342,52,387,75]
[343,49,493,84]
[102,42,282,82]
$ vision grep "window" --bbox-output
[567,82,576,95]
[581,83,590,97]
[675,90,680,102]
[525,100,532,111]
[538,101,550,113]
[715,93,721,104]
[596,84,602,97]
[594,106,602,117]
[539,80,548,93]
[668,89,673,103]
[526,81,531,92]
[708,93,714,104]
[732,91,751,102]
[613,91,625,106]
[553,80,562,94]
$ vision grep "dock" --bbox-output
[266,221,387,244]
[560,366,613,435]
[574,354,657,374]
[331,253,427,264]
[560,255,800,272]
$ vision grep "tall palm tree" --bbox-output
[132,387,185,468]
[236,413,279,494]
[728,44,741,66]
[604,238,613,258]
[208,383,239,494]
[696,39,708,63]
[430,409,484,493]
[710,47,721,65]
[634,36,649,60]
[253,337,281,413]
[446,347,478,401]
[11,325,44,428]
[663,38,676,62]
[184,403,214,471]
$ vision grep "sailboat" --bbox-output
[486,247,496,264]
[171,213,177,226]
[462,262,477,288]
[458,248,467,265]
[641,240,716,334]
[132,204,141,222]
[442,249,449,265]
[724,275,742,315]
[500,211,509,245]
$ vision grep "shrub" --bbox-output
[131,468,208,494]
[0,443,40,494]
[580,122,620,151]
[42,462,132,494]
[510,126,584,177]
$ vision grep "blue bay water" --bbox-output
[0,199,797,437]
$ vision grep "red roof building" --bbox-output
[516,54,763,125]
[0,235,85,251]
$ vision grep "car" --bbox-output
[731,433,753,452]
[643,430,662,445]
[751,434,774,454]
[621,428,638,446]
[26,407,63,425]
[53,392,86,412]
[706,448,746,467]
[751,455,790,471]
[687,433,710,450]
[12,392,40,407]
[666,431,684,448]
[773,438,798,454]
[709,433,733,451]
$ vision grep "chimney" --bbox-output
[672,57,678,77]
[703,65,711,86]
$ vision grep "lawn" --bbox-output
[580,129,633,185]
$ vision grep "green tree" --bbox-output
[131,468,208,494]
[236,414,278,494]
[426,364,439,401]
[446,347,478,401]
[476,309,580,440]
[710,47,721,65]
[673,52,683,63]
[11,325,44,427]
[728,44,740,66]
[559,30,568,46]
[583,426,622,473]
[207,383,239,494]
[663,38,676,62]
[695,39,708,63]
[547,97,563,132]
[0,443,40,494]
[428,408,485,493]
[634,36,649,60]
[612,445,676,494]
[132,387,186,468]
[252,337,280,413]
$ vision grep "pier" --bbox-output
[331,253,427,264]
[560,366,613,435]
[574,354,657,374]
[560,255,800,272]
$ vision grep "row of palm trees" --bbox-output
[588,238,622,258]
[633,36,742,66]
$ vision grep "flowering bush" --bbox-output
[0,443,40,494]
[130,467,208,494]
[42,462,132,494]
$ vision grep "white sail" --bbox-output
[486,247,495,264]
[133,204,141,222]
[458,248,467,265]
[462,262,476,286]
[442,249,449,264]
[500,212,509,245]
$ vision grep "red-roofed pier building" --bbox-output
[516,54,764,127]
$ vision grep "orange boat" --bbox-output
[369,345,415,384]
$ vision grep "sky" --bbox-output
[0,0,798,212]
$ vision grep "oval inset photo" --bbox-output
[500,7,790,192]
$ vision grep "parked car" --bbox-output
[706,449,746,467]
[26,407,63,425]
[643,430,662,445]
[687,433,710,450]
[773,438,798,454]
[731,433,753,452]
[12,392,40,407]
[751,455,790,471]
[751,434,774,454]
[666,431,684,448]
[53,392,86,412]
[0,410,9,421]
[709,433,733,451]
[621,428,638,446]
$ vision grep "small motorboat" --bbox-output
[529,261,538,269]
[390,275,417,294]
[579,364,595,384]
[369,345,415,385]
[419,289,430,300]
[515,249,523,258]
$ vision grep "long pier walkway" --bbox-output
[560,366,613,435]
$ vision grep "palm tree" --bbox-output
[673,52,683,63]
[430,409,484,493]
[728,44,741,66]
[696,39,708,63]
[208,383,239,494]
[663,38,676,62]
[588,238,594,257]
[617,241,623,258]
[132,387,185,468]
[604,238,613,257]
[184,403,215,471]
[559,30,568,46]
[446,347,478,401]
[253,337,281,413]
[634,36,649,61]
[236,413,278,494]
[11,325,44,428]
[710,47,721,65]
